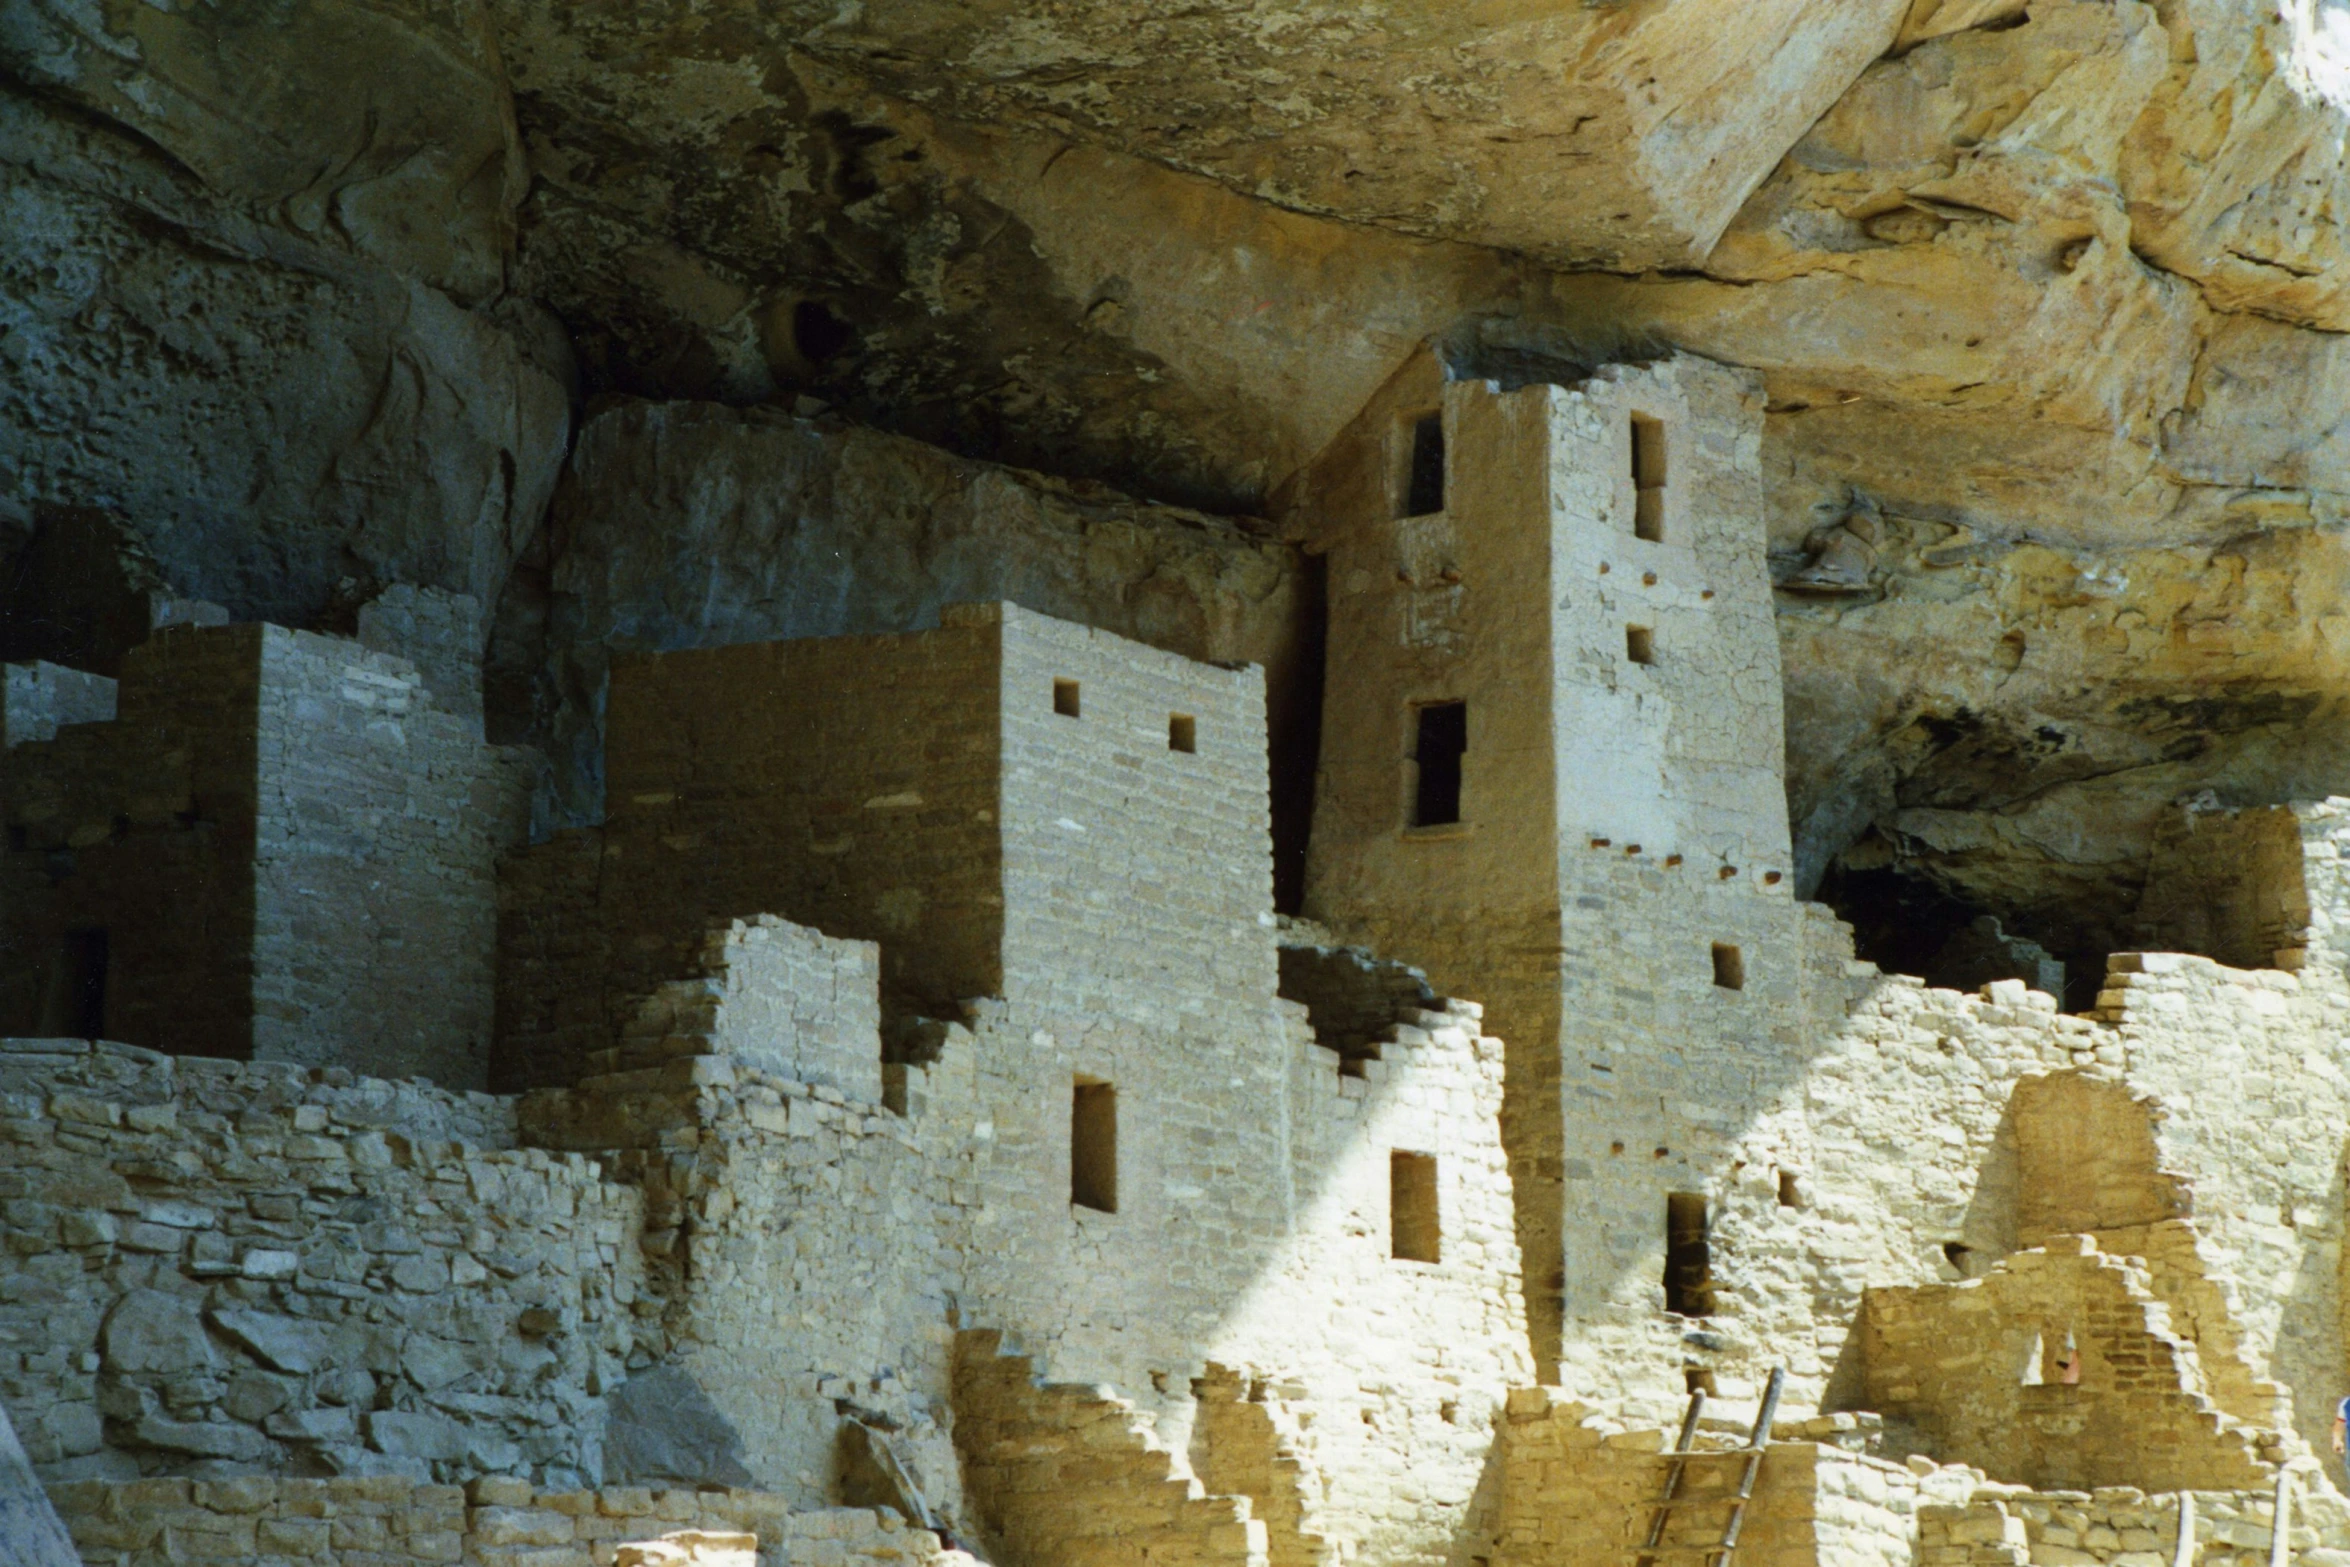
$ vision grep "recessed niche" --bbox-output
[1169,713,1197,753]
[1054,679,1081,718]
[1712,943,1745,991]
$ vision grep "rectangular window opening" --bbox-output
[1664,1192,1714,1317]
[1626,625,1655,666]
[1169,713,1196,753]
[1072,1079,1117,1213]
[1391,1151,1440,1262]
[1411,701,1467,827]
[1632,413,1667,542]
[1053,678,1082,719]
[1712,942,1745,992]
[38,926,109,1039]
[1402,413,1446,518]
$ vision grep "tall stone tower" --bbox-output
[1294,346,1821,1380]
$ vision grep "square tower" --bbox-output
[1293,347,1806,1374]
[1,624,527,1085]
[497,602,1274,1088]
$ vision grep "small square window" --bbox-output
[1053,679,1081,718]
[1169,713,1196,753]
[1626,626,1655,666]
[1712,943,1745,991]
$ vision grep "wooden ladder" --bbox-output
[1635,1366,1786,1567]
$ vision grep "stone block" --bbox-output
[211,1308,332,1373]
[368,1410,466,1461]
[102,1289,218,1373]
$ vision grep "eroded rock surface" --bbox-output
[1,10,567,627]
[10,0,2350,970]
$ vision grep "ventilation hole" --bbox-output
[1053,679,1081,718]
[1778,1170,1802,1208]
[1626,626,1655,666]
[1169,713,1196,753]
[1712,943,1745,991]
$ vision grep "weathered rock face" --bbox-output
[793,0,1916,272]
[0,6,568,627]
[13,0,2350,975]
[1780,522,2350,989]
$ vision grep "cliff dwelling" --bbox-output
[12,5,2350,1567]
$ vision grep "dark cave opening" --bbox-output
[1816,859,2101,1013]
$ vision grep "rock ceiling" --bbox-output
[11,0,2350,968]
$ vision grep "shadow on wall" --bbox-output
[483,401,1327,906]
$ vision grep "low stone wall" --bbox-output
[1861,1237,2277,1493]
[0,1038,644,1484]
[520,952,966,1513]
[1490,1390,1921,1567]
[48,1474,958,1567]
[1917,1478,2350,1567]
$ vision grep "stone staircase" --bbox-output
[1190,1366,1332,1567]
[951,1330,1272,1567]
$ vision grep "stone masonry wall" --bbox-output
[1859,1238,2275,1492]
[618,919,885,1106]
[50,1473,960,1567]
[1917,1477,2350,1567]
[2091,947,2350,1458]
[1490,1390,1921,1567]
[248,625,530,1089]
[1202,995,1531,1567]
[994,603,1278,1022]
[2133,805,2312,972]
[1543,358,1787,871]
[1274,943,1436,1061]
[2,660,116,748]
[0,1037,643,1486]
[3,628,265,1058]
[2,624,529,1087]
[521,929,968,1514]
[498,617,1004,1090]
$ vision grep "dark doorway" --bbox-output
[40,926,109,1038]
[1412,702,1467,827]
